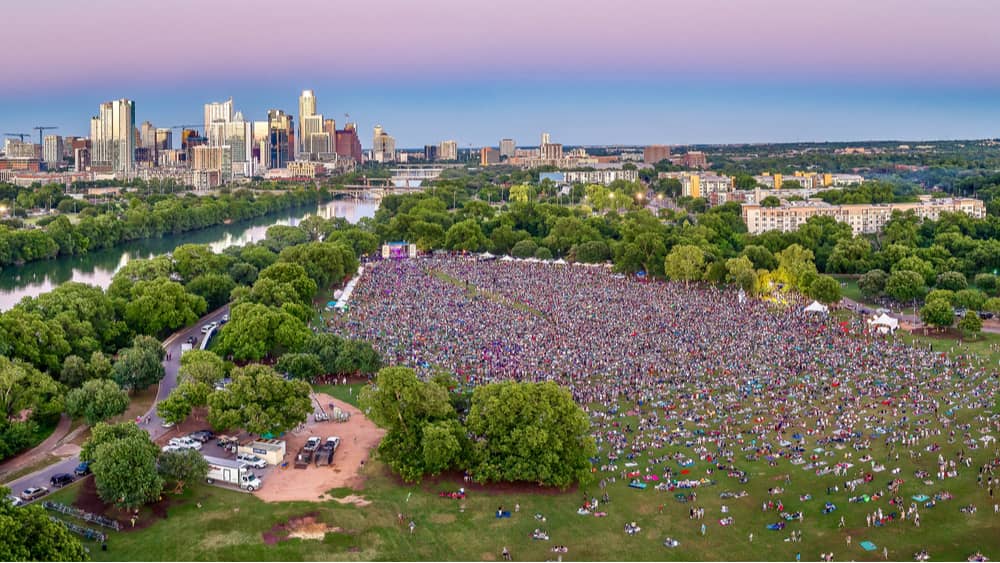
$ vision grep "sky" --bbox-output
[3,0,1000,147]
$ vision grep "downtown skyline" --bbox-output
[4,0,1000,146]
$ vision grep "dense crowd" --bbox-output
[332,256,1000,558]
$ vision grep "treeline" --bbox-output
[0,212,380,463]
[0,186,326,266]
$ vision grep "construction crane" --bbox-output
[33,126,58,148]
[4,133,31,142]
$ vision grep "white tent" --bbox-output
[481,251,495,259]
[554,258,567,265]
[500,255,515,261]
[804,301,829,314]
[868,313,899,334]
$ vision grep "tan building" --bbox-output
[287,160,320,178]
[438,140,458,161]
[643,145,671,164]
[742,196,986,236]
[479,147,500,166]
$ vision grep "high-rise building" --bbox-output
[372,125,395,163]
[139,121,157,149]
[541,132,551,145]
[43,135,63,165]
[439,140,458,161]
[424,145,438,161]
[539,132,562,160]
[90,98,135,173]
[267,109,293,169]
[155,128,172,151]
[480,147,500,166]
[499,138,516,158]
[181,129,204,151]
[298,89,317,155]
[300,114,325,158]
[204,98,234,137]
[335,124,363,163]
[643,145,671,164]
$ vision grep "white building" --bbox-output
[43,135,63,165]
[499,138,515,158]
[563,169,639,185]
[90,98,135,173]
[439,140,458,161]
[372,125,396,163]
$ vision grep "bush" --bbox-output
[510,240,537,258]
[533,247,553,260]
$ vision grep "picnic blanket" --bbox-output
[860,541,877,552]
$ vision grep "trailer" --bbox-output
[293,448,313,469]
[204,455,262,491]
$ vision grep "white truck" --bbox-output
[203,455,263,492]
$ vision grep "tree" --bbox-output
[984,297,1000,314]
[827,237,872,274]
[807,275,842,305]
[885,270,925,303]
[725,256,758,293]
[186,273,237,311]
[215,302,312,361]
[275,353,324,380]
[91,435,163,509]
[958,312,983,338]
[253,262,317,306]
[742,245,777,271]
[466,381,595,488]
[124,277,207,336]
[0,488,87,561]
[178,350,226,387]
[924,289,955,306]
[664,244,705,285]
[171,244,231,283]
[857,269,889,299]
[533,246,553,260]
[760,196,781,208]
[489,225,527,255]
[156,381,211,425]
[421,419,467,477]
[263,224,309,252]
[278,242,356,289]
[59,355,90,388]
[776,244,818,292]
[510,239,538,258]
[158,448,209,493]
[444,219,487,252]
[0,356,62,422]
[919,299,954,330]
[66,379,129,425]
[974,273,998,294]
[334,340,383,375]
[80,421,160,462]
[571,240,611,263]
[299,333,344,375]
[207,364,311,436]
[0,309,71,373]
[508,184,531,204]
[953,288,987,311]
[935,271,968,291]
[892,255,936,285]
[112,340,165,391]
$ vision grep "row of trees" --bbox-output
[0,186,323,267]
[360,367,595,488]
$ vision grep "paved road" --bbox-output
[3,306,230,503]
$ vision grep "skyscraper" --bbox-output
[500,138,516,158]
[155,128,172,151]
[335,123,363,163]
[267,109,293,169]
[139,121,156,149]
[439,140,458,161]
[204,98,234,137]
[298,89,317,155]
[300,114,325,158]
[43,135,63,165]
[372,125,395,163]
[90,98,135,173]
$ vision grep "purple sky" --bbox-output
[3,0,1000,146]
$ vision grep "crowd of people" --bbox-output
[331,255,1000,559]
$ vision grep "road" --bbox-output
[3,305,230,503]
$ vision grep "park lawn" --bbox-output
[42,368,1000,562]
[312,383,364,408]
[901,329,1000,367]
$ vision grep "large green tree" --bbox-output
[920,298,954,330]
[158,448,209,493]
[66,379,129,425]
[807,275,842,305]
[215,302,312,361]
[664,244,705,285]
[91,435,163,509]
[207,364,311,435]
[465,381,595,488]
[112,339,165,391]
[124,277,207,335]
[0,488,88,561]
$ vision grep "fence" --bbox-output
[49,516,107,543]
[43,501,122,531]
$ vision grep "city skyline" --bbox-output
[3,0,1000,146]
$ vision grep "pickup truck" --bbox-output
[168,437,202,450]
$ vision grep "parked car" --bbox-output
[161,445,184,453]
[324,437,341,451]
[161,420,176,429]
[7,494,24,507]
[168,437,202,450]
[189,430,214,443]
[185,336,197,345]
[220,314,230,324]
[236,453,267,469]
[74,461,91,476]
[979,311,995,320]
[50,473,75,488]
[303,436,321,452]
[200,322,218,334]
[20,486,48,501]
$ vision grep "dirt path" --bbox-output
[254,394,385,503]
[0,414,72,478]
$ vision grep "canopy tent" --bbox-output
[480,251,496,259]
[500,255,515,262]
[804,301,829,314]
[554,258,567,265]
[868,313,899,334]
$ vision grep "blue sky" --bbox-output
[3,0,1000,147]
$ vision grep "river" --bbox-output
[0,198,378,311]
